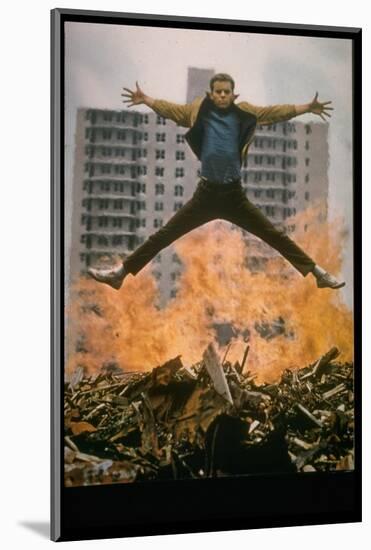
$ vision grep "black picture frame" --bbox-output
[51,8,362,542]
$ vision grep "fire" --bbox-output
[66,201,353,383]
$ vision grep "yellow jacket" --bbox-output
[152,95,297,163]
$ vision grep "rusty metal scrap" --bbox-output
[64,346,355,486]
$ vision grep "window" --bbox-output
[174,202,183,211]
[143,114,149,124]
[305,124,312,135]
[175,167,184,178]
[305,191,310,201]
[172,253,181,264]
[174,185,184,196]
[305,140,310,150]
[155,183,164,195]
[137,166,147,176]
[176,151,185,161]
[102,129,112,140]
[117,130,126,140]
[99,199,109,209]
[156,133,166,142]
[171,271,180,281]
[100,181,110,191]
[176,134,185,143]
[155,167,165,177]
[114,165,125,175]
[112,218,123,228]
[156,149,165,160]
[143,132,148,141]
[155,202,164,211]
[154,219,163,228]
[98,216,109,227]
[253,172,262,182]
[112,236,124,246]
[156,115,166,125]
[305,174,310,183]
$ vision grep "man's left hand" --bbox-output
[308,92,333,121]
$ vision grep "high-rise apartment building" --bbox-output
[69,68,329,304]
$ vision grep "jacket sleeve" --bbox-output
[238,101,297,125]
[151,99,193,127]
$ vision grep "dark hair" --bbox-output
[209,73,235,92]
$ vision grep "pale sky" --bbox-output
[65,22,354,306]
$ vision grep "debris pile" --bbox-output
[64,345,354,486]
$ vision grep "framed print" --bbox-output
[51,8,362,541]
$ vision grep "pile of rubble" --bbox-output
[64,345,354,486]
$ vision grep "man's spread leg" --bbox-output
[224,192,316,276]
[121,184,215,276]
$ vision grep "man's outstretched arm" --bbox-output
[239,92,333,125]
[121,81,192,127]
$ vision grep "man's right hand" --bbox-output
[121,81,154,108]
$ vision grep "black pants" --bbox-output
[124,179,316,277]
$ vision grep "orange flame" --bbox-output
[66,202,353,383]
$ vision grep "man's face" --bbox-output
[209,80,236,109]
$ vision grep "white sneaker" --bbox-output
[87,264,126,290]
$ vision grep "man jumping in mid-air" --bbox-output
[88,73,345,291]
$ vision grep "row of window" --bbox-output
[252,189,296,200]
[256,122,297,133]
[153,253,181,264]
[154,167,184,177]
[81,234,128,246]
[253,155,297,168]
[81,215,129,228]
[155,184,184,196]
[85,110,128,124]
[155,150,185,160]
[242,172,298,183]
[83,180,131,193]
[154,201,183,211]
[85,126,187,144]
[153,271,181,281]
[253,137,297,150]
[84,163,186,178]
[86,147,187,161]
[82,198,133,211]
[252,205,297,218]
